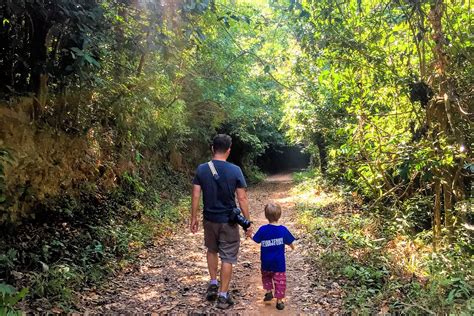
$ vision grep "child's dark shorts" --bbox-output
[203,219,240,264]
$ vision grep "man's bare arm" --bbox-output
[190,184,201,233]
[236,187,250,220]
[236,187,253,237]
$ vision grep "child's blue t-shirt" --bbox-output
[253,224,295,272]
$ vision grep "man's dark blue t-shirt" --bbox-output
[192,160,247,223]
[253,224,295,272]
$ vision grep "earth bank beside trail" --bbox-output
[78,173,343,314]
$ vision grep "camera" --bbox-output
[229,208,252,231]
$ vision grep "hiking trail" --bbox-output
[79,173,343,314]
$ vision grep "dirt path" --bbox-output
[80,173,342,314]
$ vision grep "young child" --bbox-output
[252,203,295,310]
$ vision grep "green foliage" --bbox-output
[293,169,323,185]
[395,194,433,234]
[294,172,473,314]
[0,283,28,316]
[185,0,290,169]
[278,0,472,224]
[0,0,471,311]
[29,264,82,302]
[0,249,17,277]
[244,165,266,184]
[121,172,146,196]
[0,167,189,309]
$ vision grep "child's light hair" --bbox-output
[264,203,282,223]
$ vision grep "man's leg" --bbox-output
[204,221,219,301]
[216,224,239,309]
[219,261,233,293]
[207,250,219,280]
[218,224,240,294]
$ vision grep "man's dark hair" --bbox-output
[212,134,232,153]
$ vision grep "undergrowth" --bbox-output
[0,167,189,312]
[292,169,473,314]
[245,165,266,184]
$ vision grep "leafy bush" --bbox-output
[30,264,82,302]
[397,195,433,233]
[245,165,266,184]
[0,283,28,316]
[0,166,189,309]
[293,172,473,314]
[0,249,17,277]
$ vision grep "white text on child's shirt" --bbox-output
[261,237,284,247]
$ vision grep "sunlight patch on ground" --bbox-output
[136,289,161,301]
[385,235,431,277]
[292,188,343,210]
[273,195,295,205]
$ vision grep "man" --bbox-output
[190,134,253,309]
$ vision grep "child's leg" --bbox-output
[261,270,274,292]
[272,272,287,300]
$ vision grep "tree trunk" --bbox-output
[427,0,458,248]
[29,9,50,119]
[136,29,151,77]
[443,182,454,242]
[427,0,449,131]
[314,132,328,174]
[433,179,442,251]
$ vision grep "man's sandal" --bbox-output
[206,284,218,301]
[216,293,235,309]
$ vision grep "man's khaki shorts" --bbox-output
[203,219,240,264]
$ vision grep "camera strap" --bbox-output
[208,161,237,210]
[207,161,219,180]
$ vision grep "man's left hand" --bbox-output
[245,225,253,238]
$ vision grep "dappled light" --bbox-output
[0,0,472,314]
